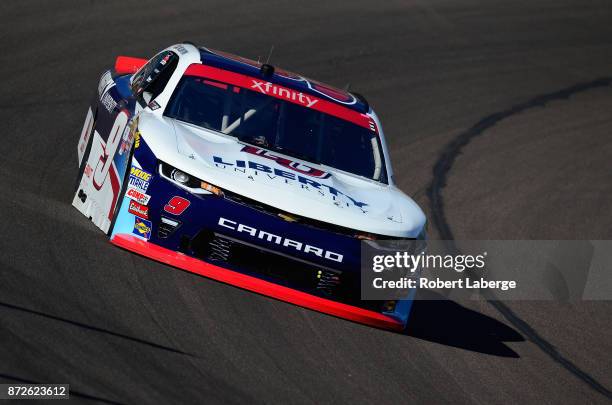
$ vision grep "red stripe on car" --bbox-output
[184,64,375,132]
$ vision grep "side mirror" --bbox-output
[114,56,147,75]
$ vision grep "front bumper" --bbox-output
[111,233,407,331]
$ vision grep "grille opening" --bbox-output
[190,230,383,311]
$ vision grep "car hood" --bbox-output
[138,113,426,237]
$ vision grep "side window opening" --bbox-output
[131,51,179,103]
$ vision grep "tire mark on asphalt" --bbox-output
[0,301,191,356]
[426,77,612,400]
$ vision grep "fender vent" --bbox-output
[158,216,181,238]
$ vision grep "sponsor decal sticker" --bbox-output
[128,174,150,192]
[128,166,152,192]
[101,92,117,113]
[118,122,134,156]
[212,155,368,211]
[174,45,188,55]
[160,53,171,65]
[128,200,149,219]
[250,80,318,108]
[126,185,151,205]
[241,145,331,179]
[130,167,152,182]
[98,70,114,97]
[132,217,152,239]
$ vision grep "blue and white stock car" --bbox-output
[73,43,426,330]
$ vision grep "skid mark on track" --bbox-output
[0,301,191,356]
[428,77,612,241]
[426,76,612,399]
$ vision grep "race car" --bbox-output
[73,42,426,331]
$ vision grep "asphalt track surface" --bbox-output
[1,1,611,403]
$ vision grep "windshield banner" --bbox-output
[184,64,376,131]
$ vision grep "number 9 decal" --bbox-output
[164,196,191,215]
[93,110,129,190]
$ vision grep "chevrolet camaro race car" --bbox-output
[73,42,426,330]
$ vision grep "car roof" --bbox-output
[198,47,369,114]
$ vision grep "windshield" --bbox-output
[165,76,386,182]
